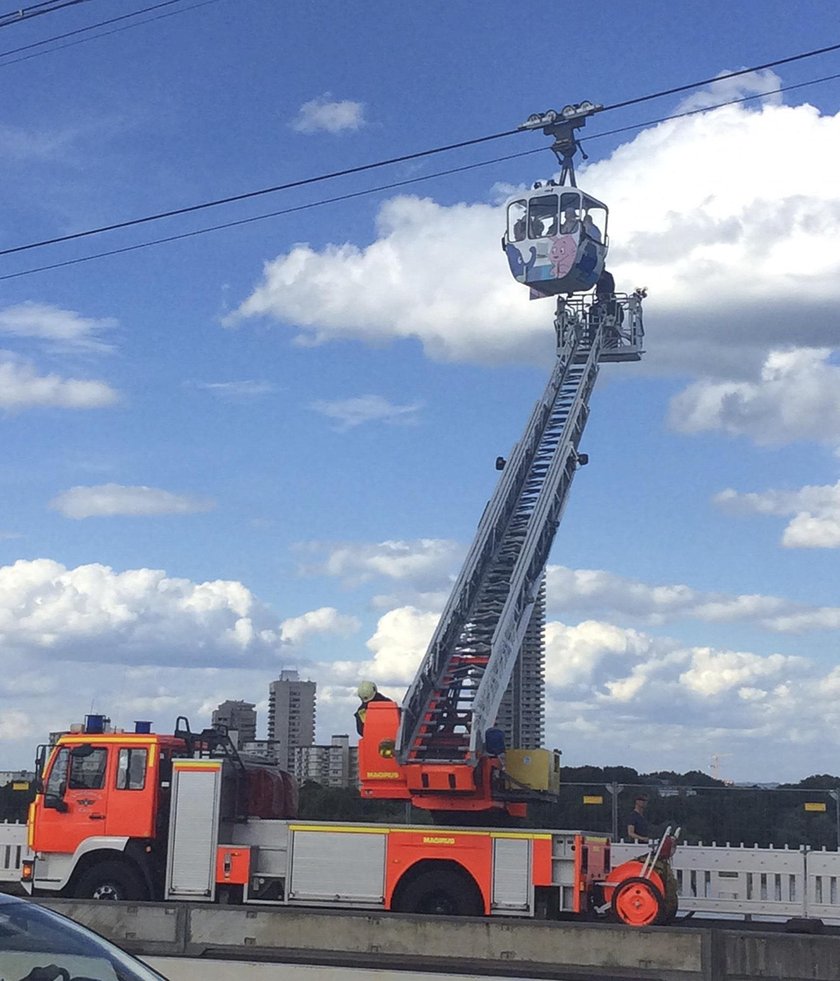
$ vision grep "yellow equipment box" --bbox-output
[505,749,561,794]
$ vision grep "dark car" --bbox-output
[0,893,168,980]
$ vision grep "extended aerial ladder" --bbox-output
[359,103,645,816]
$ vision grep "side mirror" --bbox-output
[44,795,69,813]
[33,745,47,795]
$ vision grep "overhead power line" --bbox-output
[0,0,218,65]
[0,0,92,30]
[2,38,840,263]
[4,69,839,284]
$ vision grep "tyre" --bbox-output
[611,875,665,927]
[73,860,146,902]
[393,867,484,917]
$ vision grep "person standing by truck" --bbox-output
[627,794,651,843]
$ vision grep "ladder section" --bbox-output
[398,323,603,765]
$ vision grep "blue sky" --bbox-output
[2,0,840,781]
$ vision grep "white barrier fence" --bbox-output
[0,821,29,882]
[612,840,840,923]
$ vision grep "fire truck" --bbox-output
[23,104,678,927]
[23,714,674,926]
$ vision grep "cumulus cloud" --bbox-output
[0,353,119,410]
[674,68,783,114]
[0,559,282,666]
[669,348,840,445]
[544,564,840,631]
[280,607,360,644]
[224,195,549,364]
[49,483,215,519]
[0,302,116,353]
[715,480,840,548]
[291,95,365,134]
[310,394,423,430]
[228,100,840,381]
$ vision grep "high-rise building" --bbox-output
[267,670,316,771]
[293,734,358,788]
[211,700,257,748]
[495,577,545,749]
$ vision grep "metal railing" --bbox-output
[0,821,29,883]
[611,840,840,923]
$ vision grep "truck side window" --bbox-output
[68,748,108,790]
[45,748,69,797]
[116,748,148,790]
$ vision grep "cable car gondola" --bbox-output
[502,103,607,296]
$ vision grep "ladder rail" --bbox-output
[469,333,602,748]
[397,321,595,762]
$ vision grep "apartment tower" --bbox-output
[267,670,316,772]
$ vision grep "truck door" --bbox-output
[32,744,110,855]
[105,745,156,839]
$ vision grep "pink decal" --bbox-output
[548,235,576,279]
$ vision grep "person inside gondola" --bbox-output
[560,206,580,235]
[582,214,601,242]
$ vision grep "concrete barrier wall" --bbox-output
[41,899,840,981]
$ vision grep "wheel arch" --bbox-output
[65,845,152,900]
[389,858,486,915]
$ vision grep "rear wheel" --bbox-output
[74,860,146,901]
[611,876,665,927]
[393,868,483,916]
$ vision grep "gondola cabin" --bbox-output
[503,184,608,296]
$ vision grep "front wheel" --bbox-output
[73,860,146,901]
[393,868,483,916]
[611,876,665,927]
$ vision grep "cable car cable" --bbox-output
[2,38,840,261]
[0,127,522,259]
[0,149,543,282]
[0,0,215,65]
[3,67,840,284]
[601,39,840,113]
[0,0,93,30]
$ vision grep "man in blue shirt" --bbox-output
[627,794,651,843]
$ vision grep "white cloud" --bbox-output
[192,380,277,400]
[224,195,548,364]
[0,353,119,410]
[669,348,840,446]
[49,484,215,519]
[298,538,461,590]
[0,302,116,353]
[715,480,840,548]
[544,564,840,632]
[310,394,423,430]
[362,605,438,686]
[280,607,360,644]
[0,559,283,667]
[228,100,840,381]
[291,95,366,134]
[674,68,782,114]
